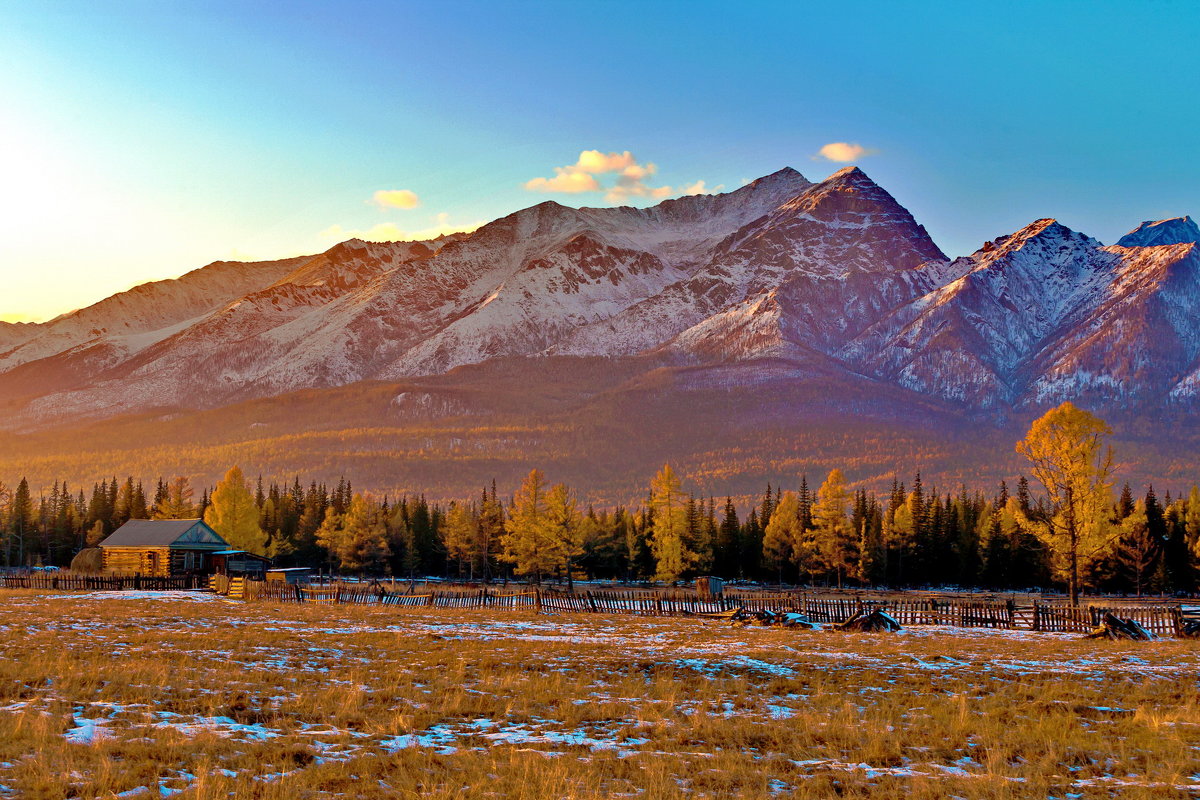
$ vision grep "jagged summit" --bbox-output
[824,164,871,182]
[1117,215,1199,248]
[742,166,810,189]
[978,219,1098,260]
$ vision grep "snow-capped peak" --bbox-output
[1116,215,1199,248]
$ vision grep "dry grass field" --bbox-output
[0,590,1198,799]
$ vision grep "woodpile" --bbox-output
[1182,620,1200,638]
[834,609,902,633]
[1083,612,1155,641]
[729,608,815,629]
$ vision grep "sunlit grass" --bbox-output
[0,591,1197,798]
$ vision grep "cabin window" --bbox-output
[183,552,194,571]
[146,552,159,573]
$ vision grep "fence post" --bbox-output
[1172,606,1184,637]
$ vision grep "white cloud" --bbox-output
[575,149,638,174]
[681,180,724,196]
[525,149,676,203]
[815,142,878,162]
[372,189,421,209]
[524,171,601,193]
[319,212,483,243]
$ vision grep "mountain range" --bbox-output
[2,168,1198,501]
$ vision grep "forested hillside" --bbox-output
[5,408,1197,597]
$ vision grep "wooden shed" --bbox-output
[266,567,313,585]
[210,549,272,577]
[97,519,230,577]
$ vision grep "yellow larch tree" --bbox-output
[203,466,265,553]
[812,468,855,588]
[649,464,694,583]
[1015,401,1116,605]
[503,469,557,584]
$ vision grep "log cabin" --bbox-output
[98,519,233,577]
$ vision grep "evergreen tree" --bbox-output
[326,494,390,574]
[131,481,149,520]
[741,510,763,580]
[477,484,505,582]
[1117,483,1135,520]
[9,478,34,567]
[1113,499,1159,596]
[856,491,885,586]
[155,476,197,520]
[1162,496,1194,593]
[714,498,740,578]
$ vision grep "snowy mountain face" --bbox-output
[2,167,1199,428]
[1116,216,1200,247]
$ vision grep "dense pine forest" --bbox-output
[2,456,1197,597]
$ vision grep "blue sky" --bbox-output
[1,0,1197,321]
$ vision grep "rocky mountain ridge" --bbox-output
[2,167,1197,430]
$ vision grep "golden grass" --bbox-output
[0,590,1198,798]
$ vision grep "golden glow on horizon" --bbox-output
[318,213,484,244]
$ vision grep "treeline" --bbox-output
[1,462,1197,596]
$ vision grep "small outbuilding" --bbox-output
[97,519,232,577]
[210,550,272,577]
[266,567,313,585]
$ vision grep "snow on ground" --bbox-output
[1,592,1198,798]
[38,590,228,603]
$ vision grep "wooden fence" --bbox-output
[0,572,207,592]
[240,581,542,611]
[1032,603,1184,636]
[4,573,1188,637]
[235,583,1191,635]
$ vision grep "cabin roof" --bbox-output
[98,519,228,549]
[212,549,272,562]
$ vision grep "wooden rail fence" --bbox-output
[0,572,207,591]
[3,573,1190,637]
[231,584,1190,635]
